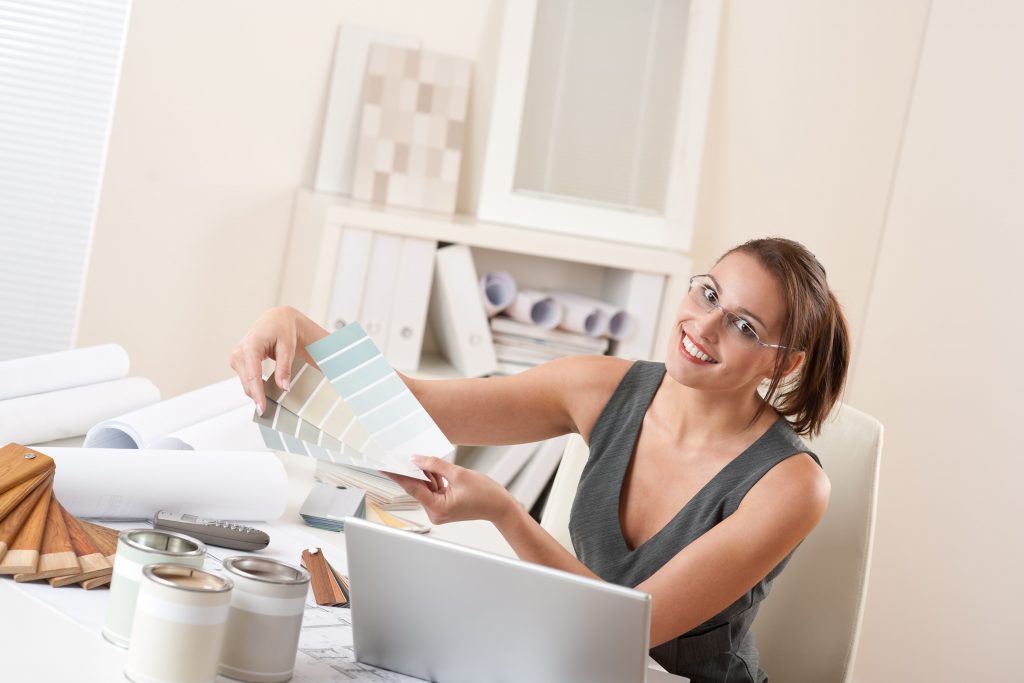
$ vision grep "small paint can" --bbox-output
[103,529,206,648]
[125,563,234,683]
[219,556,311,682]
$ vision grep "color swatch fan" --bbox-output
[254,323,452,479]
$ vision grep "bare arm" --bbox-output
[396,452,829,647]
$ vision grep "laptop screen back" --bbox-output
[344,517,651,683]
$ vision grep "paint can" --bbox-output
[125,563,233,683]
[219,556,311,682]
[102,529,206,648]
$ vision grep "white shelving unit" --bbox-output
[279,188,692,379]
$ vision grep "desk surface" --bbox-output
[1,451,682,682]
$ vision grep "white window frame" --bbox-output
[478,0,721,250]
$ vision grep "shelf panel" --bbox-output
[301,189,690,275]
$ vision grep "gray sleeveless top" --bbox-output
[568,361,819,683]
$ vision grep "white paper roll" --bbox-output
[549,291,634,340]
[147,404,265,451]
[479,271,518,317]
[555,298,609,337]
[508,290,564,330]
[0,344,130,401]
[0,377,160,446]
[38,447,288,521]
[85,378,250,449]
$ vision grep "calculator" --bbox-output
[153,511,270,551]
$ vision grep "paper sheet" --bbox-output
[147,404,265,450]
[35,447,288,521]
[85,378,250,449]
[479,271,517,317]
[0,343,131,401]
[0,378,160,446]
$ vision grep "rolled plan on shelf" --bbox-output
[85,378,250,449]
[479,271,518,317]
[554,297,609,337]
[508,290,564,330]
[0,343,131,401]
[0,377,160,446]
[37,447,288,521]
[549,291,635,340]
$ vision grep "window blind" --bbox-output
[0,0,131,360]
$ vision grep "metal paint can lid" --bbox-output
[142,563,233,593]
[222,556,310,585]
[119,528,207,557]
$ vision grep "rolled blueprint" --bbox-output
[508,290,564,330]
[479,271,517,317]
[147,404,265,451]
[552,295,609,337]
[0,343,130,401]
[549,291,634,340]
[0,377,160,446]
[38,447,288,521]
[85,377,250,449]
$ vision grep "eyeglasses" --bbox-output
[686,275,799,351]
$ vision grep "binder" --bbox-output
[428,244,498,377]
[326,227,373,330]
[456,442,540,488]
[386,237,438,371]
[602,270,666,360]
[508,435,570,511]
[359,233,404,351]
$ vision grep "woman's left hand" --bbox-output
[384,456,517,526]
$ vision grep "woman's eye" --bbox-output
[734,319,758,339]
[702,287,719,304]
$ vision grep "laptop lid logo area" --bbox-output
[344,517,652,683]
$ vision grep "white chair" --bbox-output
[539,403,883,683]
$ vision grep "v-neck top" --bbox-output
[568,361,819,683]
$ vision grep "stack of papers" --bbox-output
[255,323,454,480]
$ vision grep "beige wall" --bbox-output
[76,0,499,397]
[78,0,1022,678]
[848,1,1024,679]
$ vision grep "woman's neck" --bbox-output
[652,376,772,451]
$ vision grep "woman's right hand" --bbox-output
[229,306,327,415]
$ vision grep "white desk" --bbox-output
[0,451,515,682]
[1,451,681,681]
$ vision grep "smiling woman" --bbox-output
[231,236,850,683]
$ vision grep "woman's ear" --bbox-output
[778,350,806,378]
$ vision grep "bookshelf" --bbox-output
[279,188,692,380]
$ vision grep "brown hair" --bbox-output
[720,237,850,437]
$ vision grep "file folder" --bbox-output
[386,237,437,371]
[326,227,373,330]
[359,233,404,350]
[429,244,498,377]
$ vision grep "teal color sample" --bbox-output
[346,374,406,415]
[332,356,392,398]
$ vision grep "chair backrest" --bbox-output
[539,403,883,683]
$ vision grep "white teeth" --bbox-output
[682,335,716,363]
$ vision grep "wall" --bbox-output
[848,1,1024,679]
[75,0,500,397]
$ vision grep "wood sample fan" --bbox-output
[0,443,118,589]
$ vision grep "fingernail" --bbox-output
[282,378,291,391]
[254,401,263,416]
[411,455,426,465]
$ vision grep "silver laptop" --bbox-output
[344,516,669,683]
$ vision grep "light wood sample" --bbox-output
[49,505,112,587]
[0,481,52,575]
[15,496,80,582]
[0,472,53,561]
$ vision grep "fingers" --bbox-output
[273,339,296,392]
[231,342,267,416]
[411,455,458,481]
[382,471,435,508]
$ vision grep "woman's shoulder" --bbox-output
[536,355,636,438]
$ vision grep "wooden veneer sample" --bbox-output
[0,471,53,561]
[78,520,118,589]
[49,505,113,587]
[302,548,347,606]
[0,444,55,522]
[0,481,52,575]
[15,496,80,582]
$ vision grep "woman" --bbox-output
[232,237,849,682]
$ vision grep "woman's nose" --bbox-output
[690,306,724,341]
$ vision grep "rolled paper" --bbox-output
[479,271,518,317]
[0,343,130,401]
[508,290,564,330]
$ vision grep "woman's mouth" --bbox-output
[679,333,719,364]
